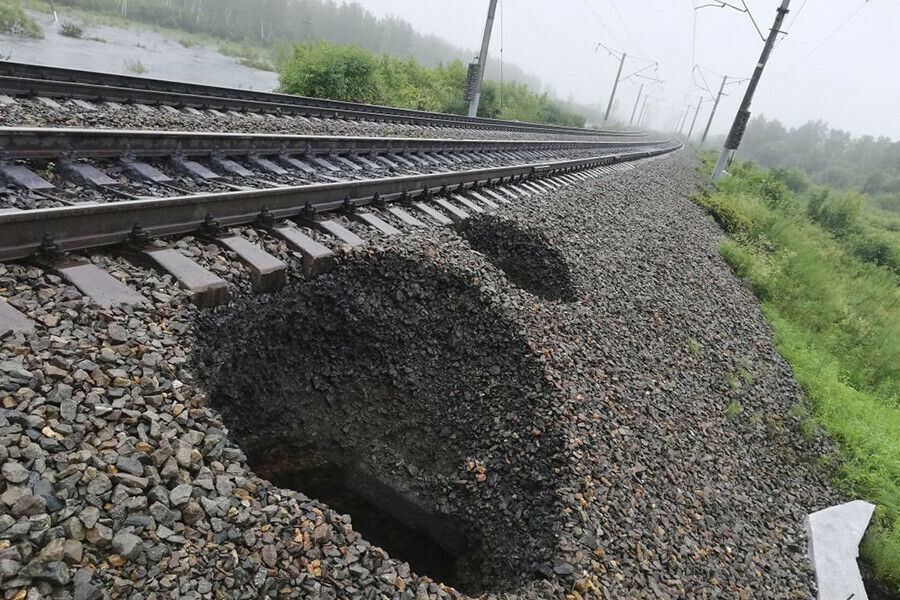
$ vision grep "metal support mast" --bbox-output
[637,96,649,127]
[467,0,499,118]
[629,83,644,127]
[603,52,626,124]
[679,106,691,135]
[701,75,728,143]
[712,0,791,180]
[687,97,706,140]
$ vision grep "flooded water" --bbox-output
[0,9,278,91]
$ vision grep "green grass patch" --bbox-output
[58,20,83,38]
[0,1,43,38]
[696,157,900,590]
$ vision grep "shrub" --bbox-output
[845,230,900,275]
[59,21,83,38]
[0,3,43,38]
[278,41,380,104]
[807,188,864,236]
[693,191,752,234]
[276,41,587,125]
[123,59,146,74]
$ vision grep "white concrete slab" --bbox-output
[806,500,876,600]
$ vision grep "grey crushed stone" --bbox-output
[0,151,844,599]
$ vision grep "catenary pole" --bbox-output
[468,0,499,118]
[687,97,706,140]
[603,52,626,124]
[629,83,644,126]
[713,0,791,180]
[701,75,728,143]
[637,96,649,127]
[679,105,691,135]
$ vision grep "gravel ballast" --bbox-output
[0,150,842,599]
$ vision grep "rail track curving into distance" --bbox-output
[0,61,644,137]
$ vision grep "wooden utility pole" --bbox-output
[713,0,791,180]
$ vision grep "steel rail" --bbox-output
[0,142,681,261]
[0,127,668,160]
[0,75,639,138]
[0,61,644,137]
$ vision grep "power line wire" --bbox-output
[604,0,645,55]
[785,0,809,31]
[695,0,766,41]
[781,0,868,75]
[506,0,592,53]
[739,0,765,41]
[578,0,625,49]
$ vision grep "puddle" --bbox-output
[1,9,278,91]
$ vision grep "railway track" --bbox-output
[0,127,671,207]
[0,124,679,321]
[0,124,679,259]
[0,62,681,329]
[0,61,642,137]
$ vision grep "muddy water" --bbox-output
[0,9,278,91]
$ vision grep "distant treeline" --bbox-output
[44,0,598,126]
[738,115,900,213]
[48,1,545,97]
[278,42,586,127]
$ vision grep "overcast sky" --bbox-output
[350,0,899,140]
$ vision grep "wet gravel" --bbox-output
[0,151,844,599]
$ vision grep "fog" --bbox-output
[351,0,900,140]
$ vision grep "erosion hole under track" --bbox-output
[195,254,565,594]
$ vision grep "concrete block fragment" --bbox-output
[806,500,875,600]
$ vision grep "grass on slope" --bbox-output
[694,156,900,590]
[0,1,42,37]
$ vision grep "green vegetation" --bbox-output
[278,41,586,126]
[218,41,276,72]
[686,338,701,356]
[123,58,145,75]
[58,20,82,38]
[0,2,43,37]
[695,155,900,590]
[741,115,900,214]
